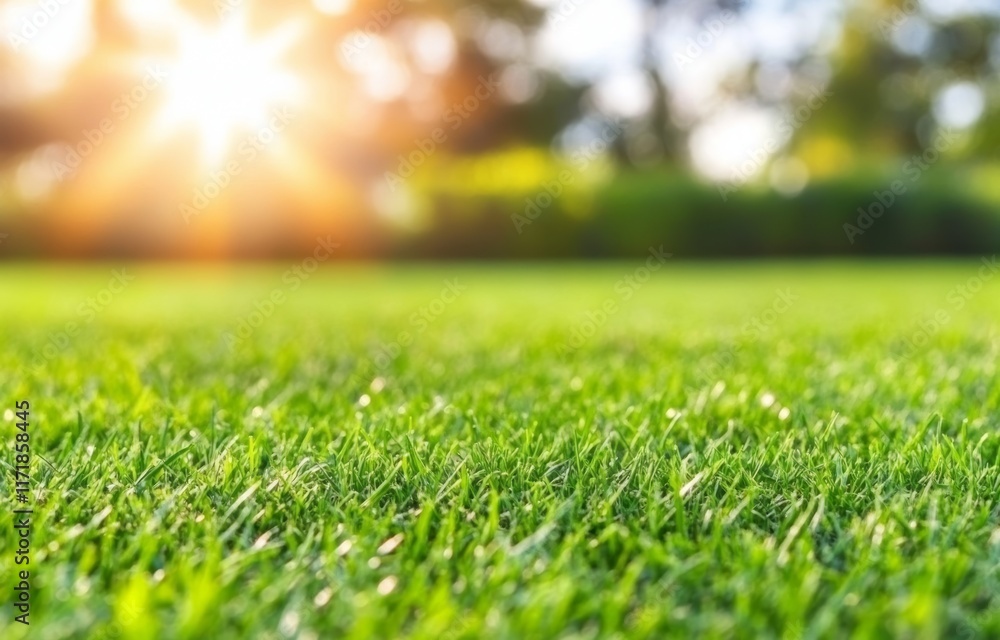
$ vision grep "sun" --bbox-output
[153,11,305,166]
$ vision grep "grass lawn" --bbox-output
[2,261,999,639]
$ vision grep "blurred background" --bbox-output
[0,0,997,260]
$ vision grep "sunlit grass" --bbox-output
[1,262,999,638]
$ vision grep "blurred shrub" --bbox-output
[385,164,1000,259]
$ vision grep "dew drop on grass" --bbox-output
[370,377,386,393]
[73,577,92,595]
[3,409,13,421]
[486,609,501,628]
[358,394,371,407]
[377,533,403,555]
[252,532,271,550]
[430,395,447,414]
[314,587,333,607]
[872,524,885,546]
[251,406,265,418]
[368,557,381,569]
[778,407,791,420]
[570,377,583,391]
[377,576,398,595]
[760,393,776,408]
[279,611,300,636]
[335,539,353,556]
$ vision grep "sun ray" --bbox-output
[150,9,306,167]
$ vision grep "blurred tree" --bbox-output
[786,1,999,165]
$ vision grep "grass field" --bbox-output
[2,261,999,639]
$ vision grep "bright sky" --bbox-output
[533,0,844,183]
[0,0,993,190]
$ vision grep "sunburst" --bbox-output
[152,9,305,166]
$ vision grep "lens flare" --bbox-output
[153,11,305,166]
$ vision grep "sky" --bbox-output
[0,0,994,195]
[529,0,842,183]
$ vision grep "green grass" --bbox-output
[2,261,999,639]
